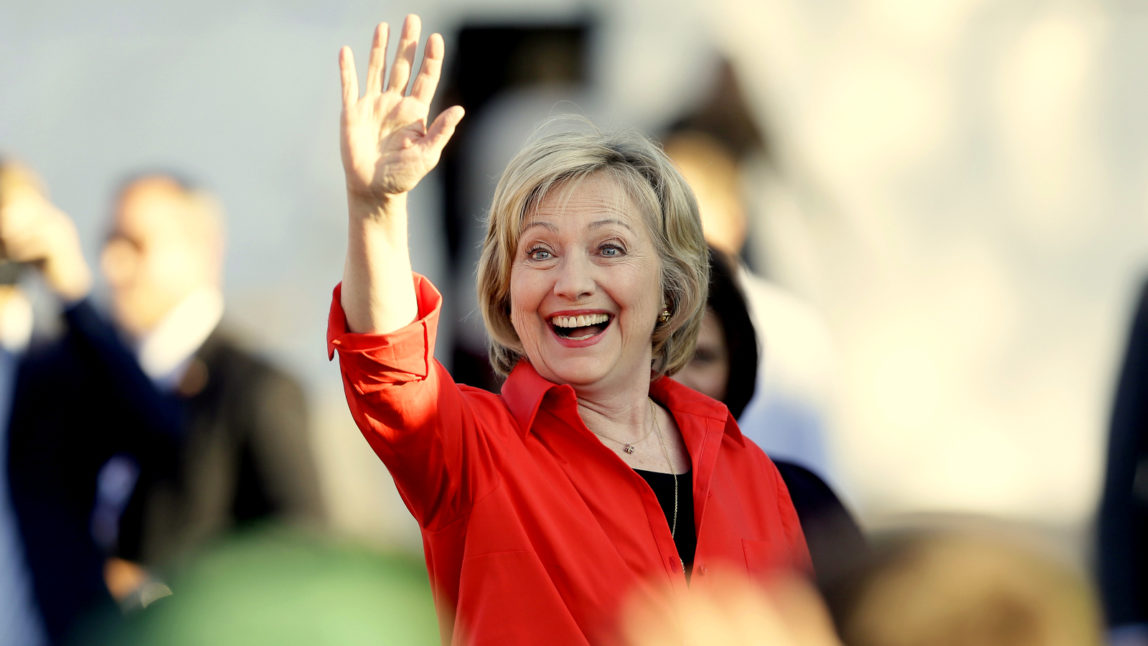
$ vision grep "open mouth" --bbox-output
[549,313,612,340]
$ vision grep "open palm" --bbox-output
[339,16,464,202]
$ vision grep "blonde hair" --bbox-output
[476,124,708,378]
[834,529,1103,646]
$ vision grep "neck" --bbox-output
[576,385,655,444]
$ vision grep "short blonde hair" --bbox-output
[476,124,709,379]
[833,528,1103,646]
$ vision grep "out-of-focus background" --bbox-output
[3,0,1146,568]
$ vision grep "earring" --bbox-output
[658,309,671,324]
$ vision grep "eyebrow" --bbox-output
[520,218,636,235]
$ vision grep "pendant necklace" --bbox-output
[594,415,655,455]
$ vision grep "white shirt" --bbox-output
[135,287,223,390]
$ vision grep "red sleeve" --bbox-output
[326,274,498,528]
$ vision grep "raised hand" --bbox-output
[0,192,91,301]
[339,15,464,205]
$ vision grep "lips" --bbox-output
[549,312,612,340]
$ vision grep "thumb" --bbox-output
[425,105,465,153]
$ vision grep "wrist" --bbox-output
[346,187,408,216]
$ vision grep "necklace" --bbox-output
[649,399,678,539]
[593,412,656,455]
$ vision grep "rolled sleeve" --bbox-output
[326,274,443,387]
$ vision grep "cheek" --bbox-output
[508,274,539,338]
[101,242,137,286]
[712,359,730,399]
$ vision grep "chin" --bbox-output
[535,359,609,389]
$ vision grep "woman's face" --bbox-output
[674,307,729,401]
[509,172,664,393]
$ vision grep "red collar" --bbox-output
[500,360,744,448]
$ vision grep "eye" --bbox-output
[527,246,553,261]
[692,347,719,365]
[599,243,624,257]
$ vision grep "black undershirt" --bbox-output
[634,468,696,573]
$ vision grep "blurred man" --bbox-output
[95,174,324,570]
[1,160,146,644]
[0,159,55,646]
[5,171,323,642]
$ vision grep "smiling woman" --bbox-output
[327,14,812,645]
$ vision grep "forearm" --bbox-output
[341,192,418,334]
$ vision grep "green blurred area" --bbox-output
[85,525,440,646]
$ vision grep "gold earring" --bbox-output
[658,309,671,324]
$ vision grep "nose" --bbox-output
[553,252,595,301]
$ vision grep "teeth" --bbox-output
[551,313,609,328]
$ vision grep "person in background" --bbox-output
[664,130,838,484]
[328,15,810,644]
[95,173,325,586]
[826,527,1102,646]
[1098,278,1148,646]
[618,569,843,646]
[2,159,173,644]
[5,169,324,641]
[675,245,866,589]
[0,159,58,646]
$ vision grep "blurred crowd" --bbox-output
[1,9,1145,646]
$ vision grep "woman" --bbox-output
[676,247,867,589]
[328,15,809,644]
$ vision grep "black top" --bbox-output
[635,468,696,572]
[1099,278,1148,626]
[773,460,868,588]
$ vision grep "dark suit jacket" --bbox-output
[114,330,324,568]
[774,459,868,589]
[8,302,323,643]
[1099,279,1148,627]
[7,300,182,644]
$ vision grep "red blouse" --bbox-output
[327,275,810,645]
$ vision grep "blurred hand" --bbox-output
[0,192,91,301]
[338,14,464,207]
[619,570,842,646]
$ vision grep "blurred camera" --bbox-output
[0,259,27,286]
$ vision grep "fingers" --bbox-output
[386,14,421,94]
[425,105,465,151]
[343,16,441,107]
[409,32,445,105]
[338,46,358,109]
[364,22,388,96]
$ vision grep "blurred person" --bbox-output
[618,569,842,646]
[663,130,838,485]
[0,159,55,646]
[1098,279,1148,646]
[825,527,1103,646]
[4,169,324,641]
[1,159,170,644]
[328,15,810,645]
[95,173,324,572]
[675,246,866,589]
